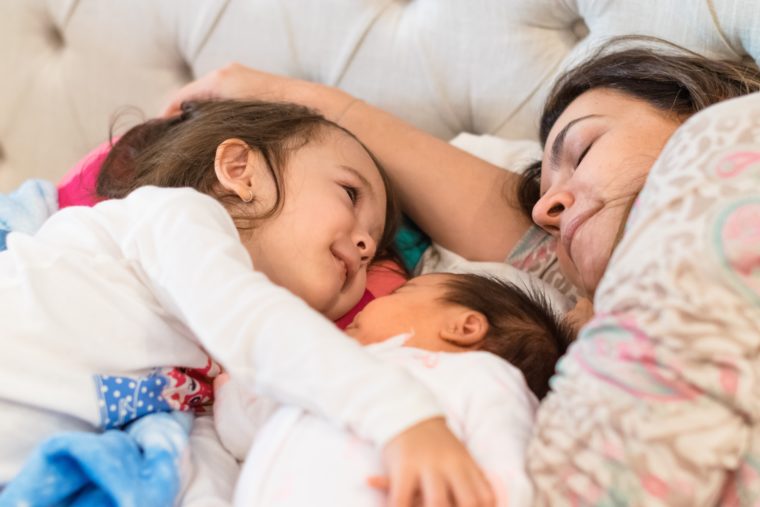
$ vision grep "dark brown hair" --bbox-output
[439,273,574,399]
[97,99,401,260]
[517,37,760,217]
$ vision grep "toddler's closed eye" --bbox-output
[342,185,360,204]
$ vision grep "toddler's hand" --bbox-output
[374,417,495,507]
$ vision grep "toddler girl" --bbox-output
[0,100,494,506]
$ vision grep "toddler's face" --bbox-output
[345,273,471,352]
[243,129,387,320]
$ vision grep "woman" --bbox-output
[165,40,760,504]
[518,46,760,505]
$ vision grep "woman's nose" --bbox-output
[532,189,574,235]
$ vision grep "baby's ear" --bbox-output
[439,309,488,348]
[214,138,257,200]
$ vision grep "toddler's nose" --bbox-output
[354,232,377,264]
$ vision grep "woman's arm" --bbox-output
[163,64,532,261]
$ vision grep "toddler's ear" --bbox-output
[439,310,488,348]
[214,138,257,200]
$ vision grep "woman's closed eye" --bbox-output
[576,142,592,168]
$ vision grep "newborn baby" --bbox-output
[215,273,573,507]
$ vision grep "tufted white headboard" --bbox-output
[2,0,759,192]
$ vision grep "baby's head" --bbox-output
[98,100,400,320]
[345,273,574,399]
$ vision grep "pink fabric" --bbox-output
[56,142,410,328]
[57,141,111,209]
[334,289,376,330]
[366,260,407,297]
[334,261,407,328]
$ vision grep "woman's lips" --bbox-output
[560,209,595,258]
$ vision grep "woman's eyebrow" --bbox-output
[550,114,600,168]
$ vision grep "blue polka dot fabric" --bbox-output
[94,370,173,429]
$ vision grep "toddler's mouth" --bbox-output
[332,249,360,289]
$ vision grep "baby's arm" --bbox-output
[179,416,240,507]
[181,374,276,506]
[458,355,539,507]
[213,374,279,460]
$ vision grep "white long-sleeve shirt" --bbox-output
[0,186,442,483]
[219,339,538,507]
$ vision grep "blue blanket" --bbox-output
[0,412,192,507]
[0,179,58,250]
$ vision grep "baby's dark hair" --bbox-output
[439,273,574,399]
[97,99,401,261]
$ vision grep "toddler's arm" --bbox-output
[122,188,495,505]
[122,188,442,447]
[461,356,538,506]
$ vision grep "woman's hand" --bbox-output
[372,417,495,507]
[161,62,354,121]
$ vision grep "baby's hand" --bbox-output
[563,297,594,336]
[212,373,250,460]
[213,372,231,391]
[373,417,495,507]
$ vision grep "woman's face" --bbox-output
[532,88,682,298]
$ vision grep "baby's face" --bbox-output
[345,273,469,352]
